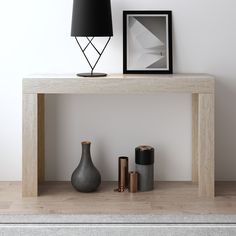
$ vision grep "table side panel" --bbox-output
[198,93,215,198]
[22,94,38,197]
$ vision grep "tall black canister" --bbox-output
[135,145,154,191]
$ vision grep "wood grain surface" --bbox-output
[1,181,235,214]
[23,74,215,94]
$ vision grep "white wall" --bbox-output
[0,0,236,181]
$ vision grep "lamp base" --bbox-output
[76,73,107,77]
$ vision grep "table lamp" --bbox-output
[71,0,113,77]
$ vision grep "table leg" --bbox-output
[198,93,215,198]
[23,94,43,197]
[192,94,199,183]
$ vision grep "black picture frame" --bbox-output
[123,11,173,74]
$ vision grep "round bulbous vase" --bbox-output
[71,141,101,192]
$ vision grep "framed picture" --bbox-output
[123,11,172,74]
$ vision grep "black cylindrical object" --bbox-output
[135,146,154,192]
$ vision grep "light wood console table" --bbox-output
[22,74,215,199]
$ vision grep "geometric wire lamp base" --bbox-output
[75,37,111,78]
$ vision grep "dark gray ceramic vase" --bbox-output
[71,141,101,192]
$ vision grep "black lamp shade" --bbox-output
[71,0,113,37]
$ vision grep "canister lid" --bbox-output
[135,145,154,165]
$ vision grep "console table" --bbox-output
[22,74,215,199]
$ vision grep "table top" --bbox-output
[23,73,215,94]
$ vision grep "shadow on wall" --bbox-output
[94,139,113,180]
[45,95,60,179]
[215,78,236,180]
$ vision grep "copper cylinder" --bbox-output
[128,171,138,193]
[118,156,129,192]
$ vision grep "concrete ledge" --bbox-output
[1,214,236,224]
[0,223,236,236]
